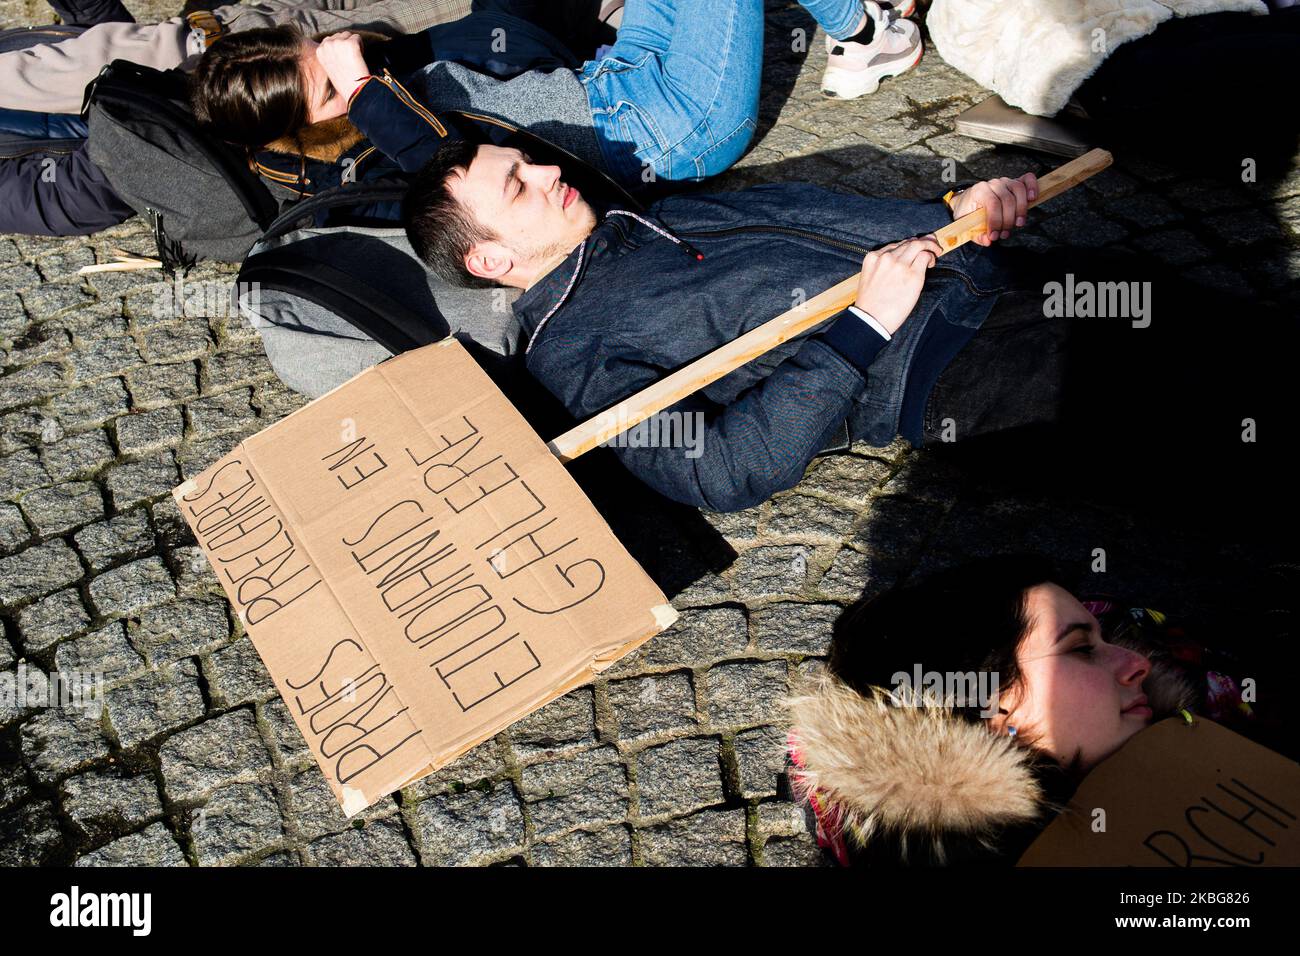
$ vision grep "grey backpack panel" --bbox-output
[239,224,522,398]
[85,61,280,265]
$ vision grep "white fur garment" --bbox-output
[927,0,1269,117]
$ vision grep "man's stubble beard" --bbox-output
[518,201,598,268]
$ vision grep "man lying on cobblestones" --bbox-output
[404,140,1298,514]
[404,140,1048,511]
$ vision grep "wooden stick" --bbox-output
[547,148,1112,463]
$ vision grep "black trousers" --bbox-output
[1075,9,1300,176]
[46,0,132,27]
[919,249,1298,538]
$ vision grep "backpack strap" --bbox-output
[259,178,410,242]
[238,246,439,355]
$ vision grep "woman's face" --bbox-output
[998,583,1154,771]
[300,39,348,125]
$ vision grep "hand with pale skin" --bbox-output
[314,31,369,108]
[852,235,944,335]
[948,173,1039,246]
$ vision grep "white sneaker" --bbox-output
[821,1,923,100]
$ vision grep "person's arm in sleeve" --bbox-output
[536,237,945,512]
[317,32,470,173]
[591,313,886,511]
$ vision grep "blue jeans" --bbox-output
[580,0,863,188]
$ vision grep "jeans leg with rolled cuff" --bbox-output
[580,0,863,189]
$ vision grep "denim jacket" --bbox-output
[513,183,1014,512]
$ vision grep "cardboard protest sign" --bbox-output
[1018,717,1300,866]
[173,339,677,815]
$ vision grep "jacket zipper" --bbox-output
[673,223,988,296]
[376,70,448,137]
[0,138,82,160]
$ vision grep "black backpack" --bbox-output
[83,59,280,269]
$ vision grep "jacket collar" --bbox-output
[513,216,626,341]
[513,209,678,343]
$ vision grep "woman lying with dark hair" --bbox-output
[187,6,589,205]
[187,1,924,207]
[785,555,1296,865]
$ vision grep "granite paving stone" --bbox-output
[0,539,82,606]
[519,746,628,838]
[0,449,51,501]
[508,687,597,760]
[734,725,791,799]
[88,555,175,617]
[40,428,115,483]
[206,635,275,707]
[191,782,285,865]
[640,809,749,866]
[105,450,180,510]
[75,822,187,867]
[635,737,725,817]
[307,818,418,866]
[73,509,154,572]
[19,479,104,537]
[607,672,697,741]
[54,620,146,685]
[258,698,313,769]
[130,596,230,664]
[751,601,841,656]
[158,707,271,801]
[628,605,749,670]
[399,738,506,802]
[288,767,395,841]
[115,406,184,455]
[707,660,790,728]
[61,768,164,840]
[0,799,64,865]
[413,783,526,866]
[106,659,206,750]
[15,587,90,653]
[532,825,633,866]
[20,703,110,783]
[46,377,129,431]
[125,361,199,410]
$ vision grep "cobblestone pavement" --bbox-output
[1,1,1297,867]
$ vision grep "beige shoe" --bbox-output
[821,1,923,100]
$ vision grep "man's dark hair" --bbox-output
[403,140,498,289]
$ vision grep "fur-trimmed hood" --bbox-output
[786,674,1045,864]
[263,115,367,164]
[785,649,1198,864]
[927,0,1269,117]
